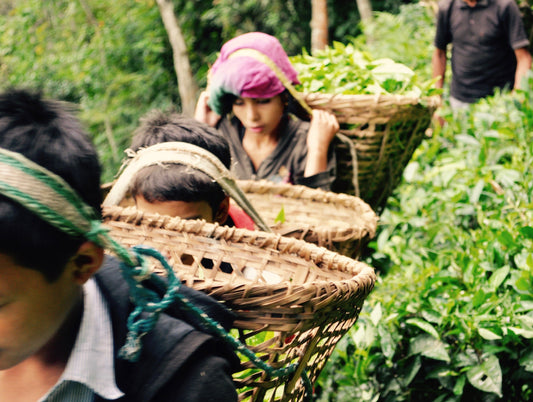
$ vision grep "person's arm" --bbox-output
[432,47,447,89]
[514,47,532,90]
[304,109,339,178]
[194,91,222,127]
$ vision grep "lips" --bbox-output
[248,126,264,133]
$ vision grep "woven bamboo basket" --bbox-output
[102,205,376,402]
[234,179,378,259]
[301,93,440,212]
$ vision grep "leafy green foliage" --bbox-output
[0,0,178,182]
[316,81,533,401]
[291,40,439,97]
[352,3,438,82]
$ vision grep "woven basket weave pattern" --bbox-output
[235,180,378,259]
[301,93,440,212]
[102,206,376,401]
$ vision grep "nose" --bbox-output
[245,102,260,122]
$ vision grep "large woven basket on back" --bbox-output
[102,205,376,402]
[235,179,378,259]
[301,93,440,212]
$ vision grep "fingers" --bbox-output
[194,91,221,126]
[310,109,339,140]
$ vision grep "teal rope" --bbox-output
[0,148,313,399]
[123,246,313,400]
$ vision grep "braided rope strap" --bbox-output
[103,141,272,233]
[226,48,360,197]
[0,147,312,399]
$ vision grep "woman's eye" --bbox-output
[233,98,244,106]
[255,98,272,105]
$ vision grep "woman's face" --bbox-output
[232,95,285,137]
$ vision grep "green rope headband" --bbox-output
[103,141,272,233]
[0,147,312,399]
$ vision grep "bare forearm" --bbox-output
[304,150,328,177]
[514,48,532,89]
[432,48,447,88]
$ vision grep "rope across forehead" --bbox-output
[0,146,314,399]
[103,141,272,233]
[0,148,105,243]
[0,147,174,360]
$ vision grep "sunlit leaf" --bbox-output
[409,334,450,362]
[274,206,285,224]
[466,354,502,397]
[488,265,509,290]
[406,318,440,339]
[478,328,502,340]
[370,303,383,326]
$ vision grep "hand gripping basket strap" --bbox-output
[103,141,272,233]
[226,49,360,198]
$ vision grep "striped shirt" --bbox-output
[39,279,124,401]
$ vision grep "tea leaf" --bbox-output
[466,355,502,397]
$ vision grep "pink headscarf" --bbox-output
[207,32,300,115]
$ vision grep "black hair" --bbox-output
[223,90,311,121]
[129,110,231,218]
[0,88,102,282]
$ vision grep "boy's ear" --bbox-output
[69,241,105,285]
[214,196,230,224]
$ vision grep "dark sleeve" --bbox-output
[290,119,337,191]
[503,0,530,50]
[294,149,336,191]
[434,0,453,49]
[152,349,238,402]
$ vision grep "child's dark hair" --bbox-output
[0,88,102,281]
[130,110,231,218]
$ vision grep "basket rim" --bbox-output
[235,179,378,240]
[300,91,442,108]
[102,205,377,293]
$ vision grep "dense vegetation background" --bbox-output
[2,1,533,400]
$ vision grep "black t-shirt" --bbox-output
[434,0,529,102]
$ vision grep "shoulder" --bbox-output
[94,257,240,400]
[152,336,239,401]
[285,115,310,138]
[217,116,240,138]
[486,0,520,13]
[436,0,455,14]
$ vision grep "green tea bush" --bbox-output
[316,81,533,401]
[0,0,178,183]
[351,3,437,82]
[291,41,438,97]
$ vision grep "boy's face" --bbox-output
[135,196,215,222]
[0,252,80,370]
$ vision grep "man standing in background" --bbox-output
[432,0,532,109]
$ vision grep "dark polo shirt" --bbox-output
[435,0,529,102]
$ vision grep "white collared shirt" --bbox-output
[39,278,124,401]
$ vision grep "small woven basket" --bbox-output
[235,180,378,259]
[301,93,440,212]
[102,205,376,402]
